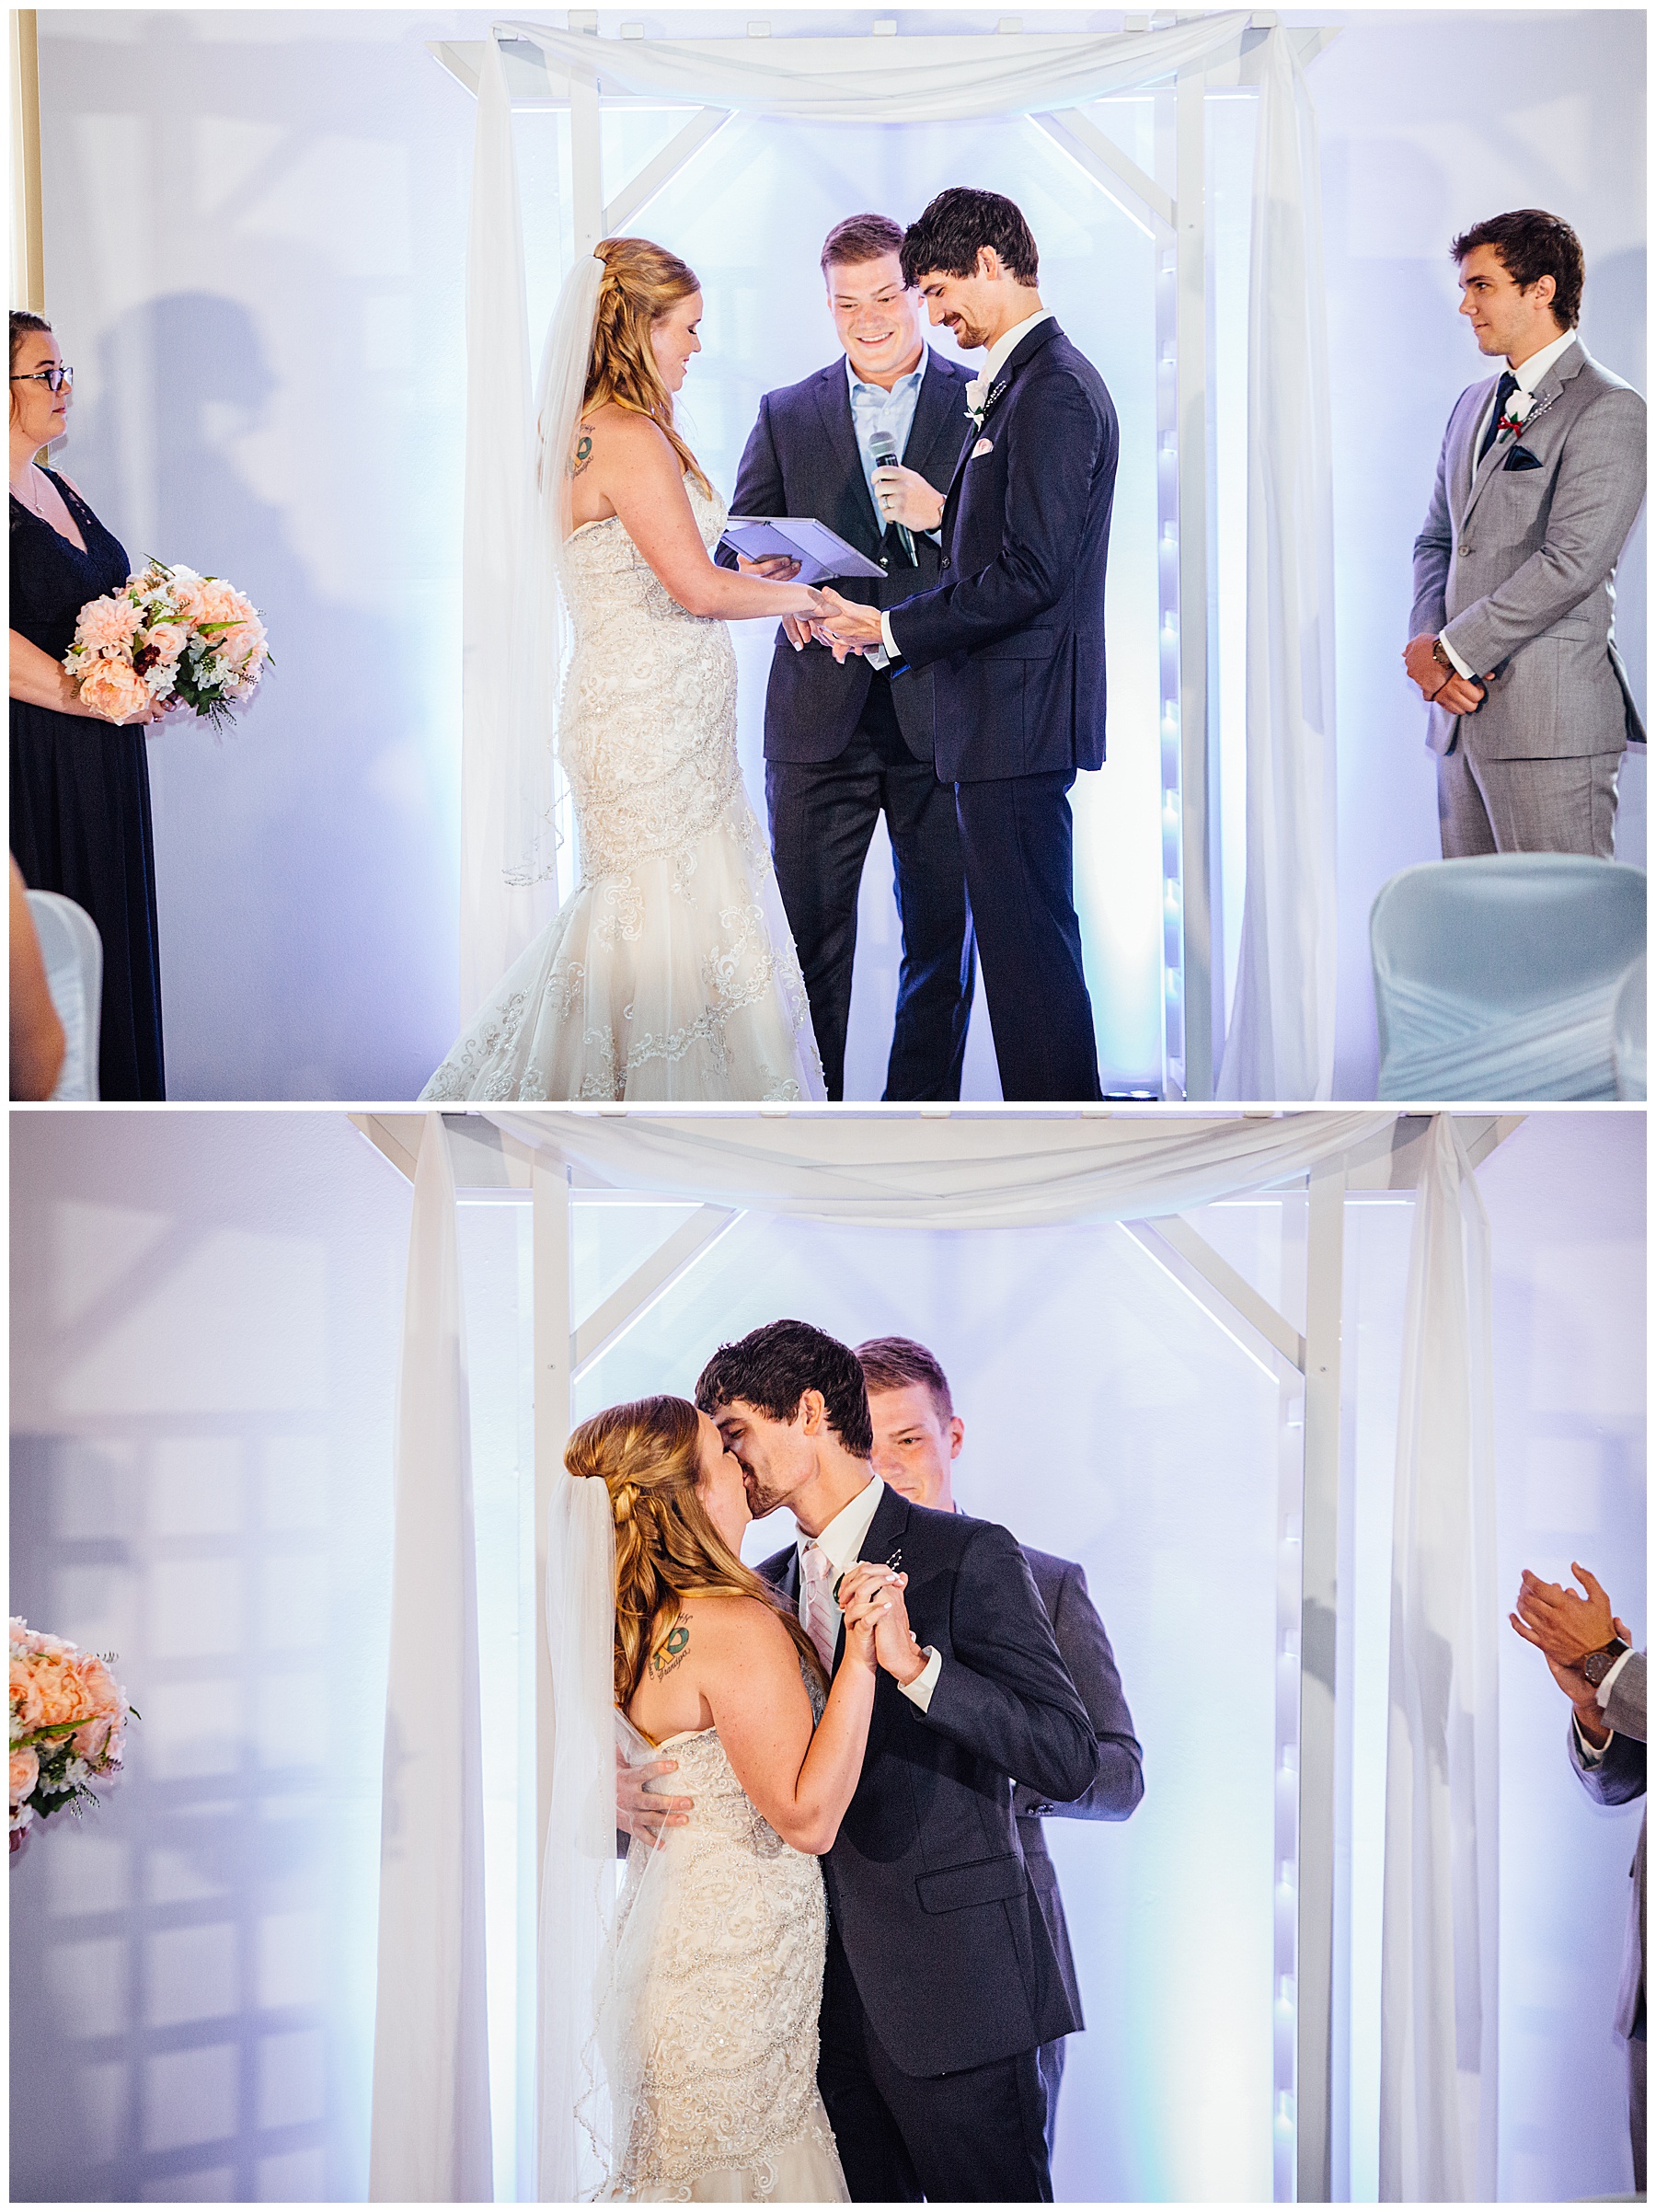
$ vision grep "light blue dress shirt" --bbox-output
[845,354,926,521]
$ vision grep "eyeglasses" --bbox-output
[9,365,74,393]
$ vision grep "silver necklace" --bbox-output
[11,466,47,515]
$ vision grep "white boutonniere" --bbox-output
[963,377,987,429]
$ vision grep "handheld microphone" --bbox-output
[868,430,916,569]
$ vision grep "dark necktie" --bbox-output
[1478,370,1519,465]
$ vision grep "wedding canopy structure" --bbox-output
[435,10,1340,1100]
[353,1105,1516,2204]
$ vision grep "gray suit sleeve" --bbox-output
[1570,1655,1647,1809]
[1605,1651,1648,1745]
[1443,386,1649,673]
[1013,1561,1143,1822]
[1409,412,1457,639]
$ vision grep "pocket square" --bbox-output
[1503,444,1544,472]
[971,436,994,458]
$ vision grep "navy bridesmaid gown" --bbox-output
[10,469,165,1100]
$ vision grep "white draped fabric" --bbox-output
[368,1119,494,2204]
[487,1107,1394,1226]
[459,32,555,1021]
[458,15,1339,1096]
[1215,25,1338,1101]
[1379,1114,1500,2201]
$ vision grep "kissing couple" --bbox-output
[545,1318,1098,2203]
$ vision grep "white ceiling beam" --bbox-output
[604,105,732,235]
[1030,109,1173,233]
[572,1204,742,1377]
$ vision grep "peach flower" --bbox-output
[10,1746,38,1812]
[79,661,149,722]
[146,620,189,666]
[75,596,142,654]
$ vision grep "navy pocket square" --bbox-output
[1503,444,1544,472]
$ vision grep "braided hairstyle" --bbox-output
[583,237,712,498]
[565,1394,827,1709]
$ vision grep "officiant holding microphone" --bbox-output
[723,214,976,1101]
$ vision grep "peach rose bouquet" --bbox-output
[9,1618,136,1845]
[64,558,270,732]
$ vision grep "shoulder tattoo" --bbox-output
[650,1617,691,1680]
[569,430,593,479]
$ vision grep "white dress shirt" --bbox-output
[873,307,1054,665]
[1570,1643,1637,1764]
[1438,327,1579,678]
[797,1474,942,1710]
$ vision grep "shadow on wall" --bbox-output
[65,288,454,1103]
[8,1423,354,2203]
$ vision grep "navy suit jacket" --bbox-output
[760,1484,1098,2078]
[887,319,1118,785]
[1016,1546,1144,2025]
[726,349,974,766]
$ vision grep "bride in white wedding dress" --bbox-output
[544,1397,904,2202]
[422,238,826,1101]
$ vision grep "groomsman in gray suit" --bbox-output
[1512,1563,1646,2192]
[856,1334,1144,2159]
[1405,209,1647,857]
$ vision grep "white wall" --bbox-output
[36,10,1643,1101]
[9,1111,408,2203]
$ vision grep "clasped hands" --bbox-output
[616,1562,926,1847]
[1402,633,1489,715]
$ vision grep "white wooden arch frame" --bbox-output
[352,1105,1520,2201]
[431,13,1339,1100]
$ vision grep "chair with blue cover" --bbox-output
[1370,856,1646,1101]
[1614,952,1646,1100]
[25,889,103,1101]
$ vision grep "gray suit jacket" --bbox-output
[1570,1650,1646,2039]
[1015,1546,1144,2026]
[1410,337,1646,761]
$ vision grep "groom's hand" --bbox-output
[867,1573,927,1688]
[816,589,884,652]
[616,1747,694,1848]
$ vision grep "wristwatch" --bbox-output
[1581,1636,1629,1688]
[1431,638,1452,670]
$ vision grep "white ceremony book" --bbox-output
[719,515,886,584]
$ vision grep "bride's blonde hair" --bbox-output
[584,237,712,498]
[566,1394,827,1707]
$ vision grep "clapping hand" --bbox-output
[1509,1562,1630,1740]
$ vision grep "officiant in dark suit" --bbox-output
[820,190,1119,1103]
[722,214,976,1101]
[856,1333,1144,2160]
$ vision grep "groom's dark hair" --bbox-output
[901,188,1040,288]
[695,1319,874,1458]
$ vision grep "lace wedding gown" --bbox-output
[601,1708,848,2202]
[422,485,823,1102]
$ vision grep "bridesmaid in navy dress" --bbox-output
[9,310,167,1100]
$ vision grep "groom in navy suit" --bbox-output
[694,1319,1098,2203]
[723,215,977,1101]
[822,190,1118,1103]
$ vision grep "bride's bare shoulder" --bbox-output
[573,402,675,475]
[694,1593,798,1665]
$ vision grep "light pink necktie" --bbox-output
[799,1540,838,1672]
